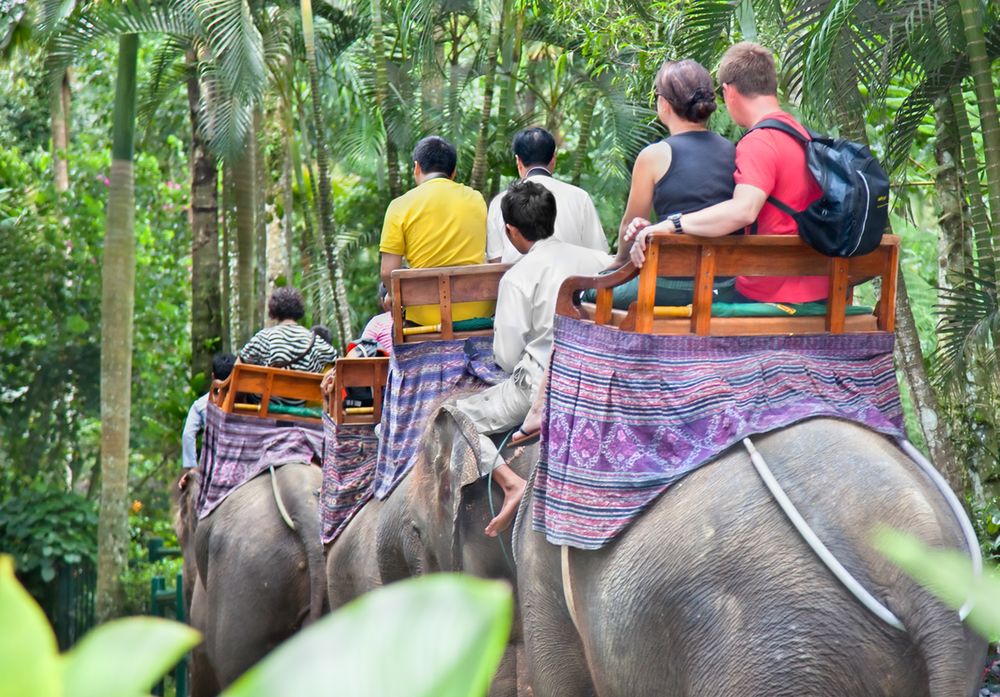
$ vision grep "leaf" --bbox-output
[62,617,201,697]
[0,555,61,697]
[222,574,513,697]
[875,528,1000,641]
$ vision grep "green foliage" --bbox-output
[876,528,1000,641]
[0,486,97,597]
[222,574,513,697]
[972,499,1000,565]
[0,554,201,697]
[2,557,511,697]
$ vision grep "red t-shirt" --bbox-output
[733,111,827,303]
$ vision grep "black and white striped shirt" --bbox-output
[239,323,337,374]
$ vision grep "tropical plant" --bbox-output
[2,557,513,697]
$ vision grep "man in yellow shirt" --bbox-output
[379,136,492,326]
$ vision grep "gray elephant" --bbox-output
[325,406,531,696]
[176,463,326,697]
[513,418,986,697]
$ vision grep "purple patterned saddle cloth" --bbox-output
[532,316,905,550]
[373,337,505,500]
[197,403,324,519]
[320,414,379,544]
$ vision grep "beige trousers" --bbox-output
[454,367,535,476]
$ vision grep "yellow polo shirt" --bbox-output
[379,177,494,326]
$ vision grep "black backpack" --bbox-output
[747,118,890,257]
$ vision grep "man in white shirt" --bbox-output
[456,180,611,536]
[486,127,608,263]
[180,353,236,480]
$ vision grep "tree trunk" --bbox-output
[301,0,352,348]
[96,34,138,623]
[371,0,401,199]
[950,86,994,281]
[233,141,256,348]
[894,272,963,493]
[470,3,504,195]
[51,68,71,193]
[933,95,969,292]
[221,162,233,352]
[571,95,596,187]
[187,52,222,385]
[957,0,1000,261]
[254,108,268,327]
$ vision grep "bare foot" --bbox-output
[485,464,526,537]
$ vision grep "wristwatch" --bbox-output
[668,212,683,233]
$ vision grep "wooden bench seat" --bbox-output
[212,362,325,424]
[325,356,390,426]
[390,263,511,344]
[558,234,899,336]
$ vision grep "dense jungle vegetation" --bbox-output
[0,0,998,620]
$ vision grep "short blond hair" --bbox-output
[718,42,777,97]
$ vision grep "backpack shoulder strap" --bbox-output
[744,117,810,143]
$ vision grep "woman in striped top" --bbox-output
[239,287,337,373]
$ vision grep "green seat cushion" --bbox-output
[709,302,873,317]
[452,316,494,330]
[267,403,324,419]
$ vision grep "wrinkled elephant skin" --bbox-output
[178,463,326,697]
[515,418,986,697]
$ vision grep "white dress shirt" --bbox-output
[181,393,209,469]
[493,237,612,387]
[487,171,609,263]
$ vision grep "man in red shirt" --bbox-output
[628,42,826,303]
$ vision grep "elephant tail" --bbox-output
[895,591,984,697]
[274,464,327,624]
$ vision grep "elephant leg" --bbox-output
[516,495,595,697]
[188,580,221,697]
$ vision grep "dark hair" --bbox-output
[718,42,777,97]
[212,353,236,381]
[412,136,457,175]
[655,59,718,124]
[267,286,305,321]
[500,180,557,242]
[512,127,556,168]
[377,282,388,301]
[311,324,333,346]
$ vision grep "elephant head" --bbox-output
[405,404,483,573]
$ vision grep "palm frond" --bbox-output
[932,271,999,390]
[191,0,266,104]
[137,34,191,126]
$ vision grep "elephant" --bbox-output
[324,405,531,696]
[175,463,326,697]
[511,417,986,697]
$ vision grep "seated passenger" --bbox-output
[611,58,736,307]
[179,352,236,488]
[379,135,492,326]
[240,287,337,373]
[358,283,393,355]
[486,127,608,263]
[454,180,611,536]
[629,43,827,305]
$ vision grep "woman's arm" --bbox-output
[614,143,671,263]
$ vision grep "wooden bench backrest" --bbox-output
[212,363,324,423]
[557,234,899,336]
[327,356,391,426]
[390,263,511,344]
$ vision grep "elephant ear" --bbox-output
[425,404,484,570]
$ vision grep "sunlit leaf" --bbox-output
[0,555,60,697]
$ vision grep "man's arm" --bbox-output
[627,184,767,267]
[181,396,207,469]
[380,253,403,288]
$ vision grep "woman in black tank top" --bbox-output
[609,59,736,307]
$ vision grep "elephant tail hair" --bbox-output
[275,465,327,624]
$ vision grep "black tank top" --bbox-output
[652,131,736,222]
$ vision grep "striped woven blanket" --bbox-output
[320,414,379,544]
[373,337,505,500]
[197,403,324,519]
[532,317,904,549]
